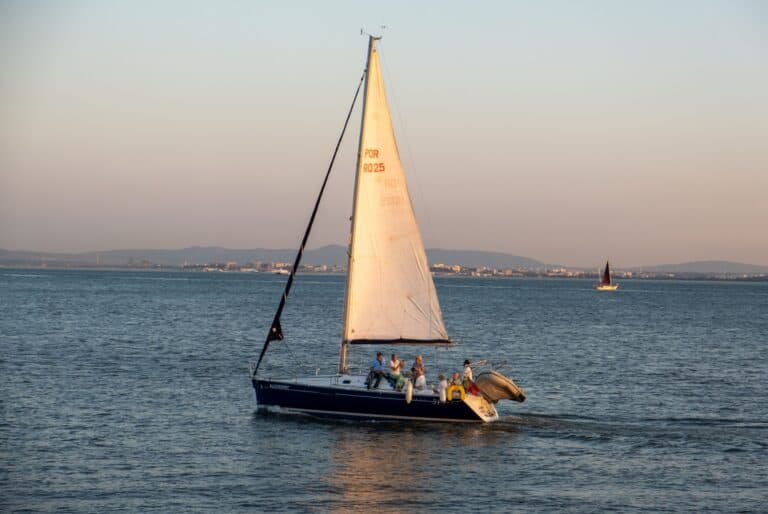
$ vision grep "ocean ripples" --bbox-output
[2,270,767,512]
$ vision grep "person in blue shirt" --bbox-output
[366,352,386,389]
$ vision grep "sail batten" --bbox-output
[341,38,449,347]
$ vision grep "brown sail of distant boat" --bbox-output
[594,260,619,291]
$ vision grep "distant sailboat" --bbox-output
[595,260,619,291]
[249,35,525,423]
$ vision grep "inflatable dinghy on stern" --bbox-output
[474,371,526,403]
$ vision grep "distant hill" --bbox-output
[2,247,765,273]
[0,247,314,267]
[636,260,768,274]
[0,245,548,269]
[426,249,546,269]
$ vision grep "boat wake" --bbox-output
[500,412,768,450]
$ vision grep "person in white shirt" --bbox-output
[390,354,402,374]
[389,353,405,390]
[462,359,473,390]
[414,373,427,390]
[411,355,427,390]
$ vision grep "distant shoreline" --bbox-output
[3,245,767,275]
[2,265,766,282]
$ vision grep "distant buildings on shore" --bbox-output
[431,264,765,280]
[182,261,346,274]
[174,260,766,281]
[3,257,765,281]
[432,263,628,278]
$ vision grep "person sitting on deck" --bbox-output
[389,353,405,390]
[412,355,427,390]
[446,371,466,401]
[413,368,427,391]
[412,355,425,377]
[366,352,386,389]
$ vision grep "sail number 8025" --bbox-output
[363,162,385,173]
[363,148,385,173]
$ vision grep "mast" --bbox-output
[339,35,377,374]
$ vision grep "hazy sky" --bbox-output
[1,1,766,267]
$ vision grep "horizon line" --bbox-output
[1,244,767,270]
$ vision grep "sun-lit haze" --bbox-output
[1,1,766,267]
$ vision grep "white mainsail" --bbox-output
[342,39,450,345]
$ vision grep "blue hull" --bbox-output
[253,378,484,422]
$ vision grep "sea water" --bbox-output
[1,269,766,512]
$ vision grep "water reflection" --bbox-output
[322,421,519,512]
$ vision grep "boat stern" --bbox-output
[463,394,499,422]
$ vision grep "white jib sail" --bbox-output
[343,40,449,344]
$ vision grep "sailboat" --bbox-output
[594,260,619,291]
[250,35,525,423]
